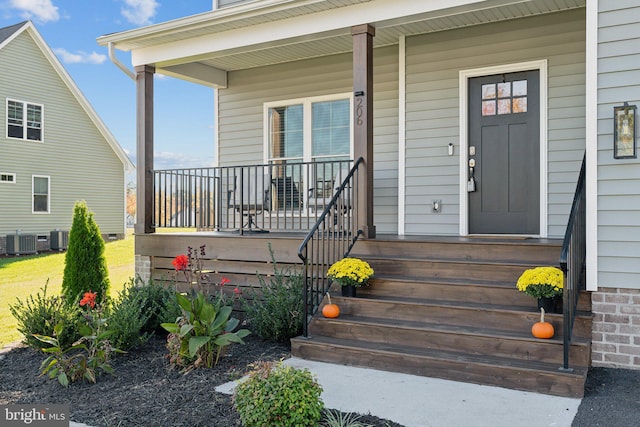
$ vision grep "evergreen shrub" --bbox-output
[61,201,110,305]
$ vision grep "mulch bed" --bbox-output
[0,334,404,427]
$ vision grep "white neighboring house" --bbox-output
[0,21,134,254]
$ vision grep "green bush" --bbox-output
[61,201,110,305]
[9,283,81,350]
[108,278,181,350]
[107,279,152,351]
[242,246,304,343]
[234,361,324,427]
[130,278,181,334]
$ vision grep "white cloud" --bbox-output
[53,48,107,65]
[121,0,159,26]
[10,0,59,23]
[154,151,214,169]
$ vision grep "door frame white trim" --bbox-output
[398,35,407,236]
[458,60,548,237]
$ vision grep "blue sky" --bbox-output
[1,0,217,178]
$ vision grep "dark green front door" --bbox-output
[468,70,540,234]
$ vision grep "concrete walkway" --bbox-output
[216,357,581,427]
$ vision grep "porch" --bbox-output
[141,142,590,397]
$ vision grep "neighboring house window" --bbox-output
[266,94,352,165]
[1,173,16,183]
[7,99,43,141]
[32,175,50,213]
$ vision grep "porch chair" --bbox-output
[229,168,271,233]
[272,175,303,210]
[307,167,352,217]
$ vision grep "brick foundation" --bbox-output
[591,287,640,369]
[135,255,152,284]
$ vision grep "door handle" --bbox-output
[468,159,476,192]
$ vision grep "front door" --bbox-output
[468,70,540,234]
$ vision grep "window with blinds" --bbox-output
[7,99,43,141]
[267,96,351,164]
[33,176,50,213]
[266,95,352,210]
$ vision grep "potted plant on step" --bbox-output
[327,257,374,297]
[516,266,564,313]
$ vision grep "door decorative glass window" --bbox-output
[481,80,527,116]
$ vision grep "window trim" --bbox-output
[0,173,16,184]
[6,98,44,142]
[263,93,354,163]
[32,175,50,214]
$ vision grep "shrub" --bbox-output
[234,361,324,427]
[242,246,304,343]
[9,282,81,350]
[130,277,181,333]
[108,278,181,350]
[62,201,110,305]
[107,279,153,351]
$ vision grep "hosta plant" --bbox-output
[161,291,250,370]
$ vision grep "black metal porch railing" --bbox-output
[297,158,364,338]
[153,159,354,232]
[559,153,586,372]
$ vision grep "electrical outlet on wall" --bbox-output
[432,200,442,213]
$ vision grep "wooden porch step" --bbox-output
[334,294,593,339]
[308,314,591,367]
[360,276,592,311]
[364,256,547,282]
[290,335,588,398]
[351,236,562,265]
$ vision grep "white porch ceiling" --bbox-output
[98,0,586,84]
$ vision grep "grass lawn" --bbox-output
[0,230,135,347]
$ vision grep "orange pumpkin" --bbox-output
[321,293,340,318]
[531,307,554,339]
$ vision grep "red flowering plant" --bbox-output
[79,291,97,309]
[34,290,123,386]
[163,245,250,370]
[170,245,241,302]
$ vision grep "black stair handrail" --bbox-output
[559,153,586,372]
[297,158,364,338]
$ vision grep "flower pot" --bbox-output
[537,296,563,314]
[341,284,357,297]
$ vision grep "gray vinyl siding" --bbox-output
[597,1,640,289]
[217,0,252,8]
[218,45,399,233]
[405,9,586,236]
[0,30,126,237]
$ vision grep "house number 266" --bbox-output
[355,97,364,126]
